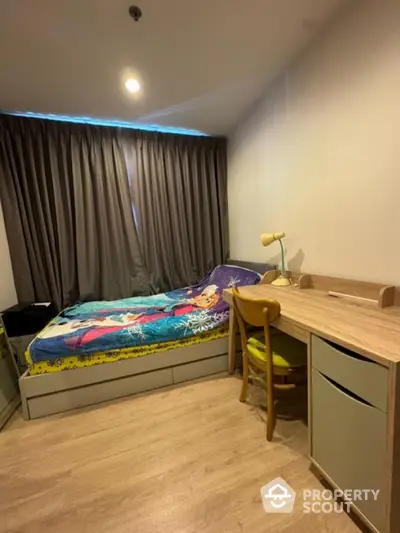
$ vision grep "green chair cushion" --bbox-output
[247,333,307,368]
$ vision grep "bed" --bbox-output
[20,263,269,419]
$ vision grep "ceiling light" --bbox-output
[125,78,141,93]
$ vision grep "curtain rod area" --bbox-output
[1,110,209,137]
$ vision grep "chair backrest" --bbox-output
[232,287,281,327]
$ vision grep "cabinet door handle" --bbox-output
[321,337,372,363]
[318,371,375,408]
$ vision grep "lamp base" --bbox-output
[271,274,292,287]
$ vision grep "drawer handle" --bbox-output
[318,371,375,408]
[321,337,372,363]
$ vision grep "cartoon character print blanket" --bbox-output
[29,265,261,363]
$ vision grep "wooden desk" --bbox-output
[223,282,400,533]
[224,284,400,366]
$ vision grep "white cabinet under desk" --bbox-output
[310,334,396,533]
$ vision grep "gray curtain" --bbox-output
[0,115,149,309]
[124,131,229,292]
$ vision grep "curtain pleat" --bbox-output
[124,131,229,293]
[0,116,149,309]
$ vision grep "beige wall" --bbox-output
[0,201,17,310]
[228,0,400,285]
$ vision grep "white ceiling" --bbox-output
[0,0,349,135]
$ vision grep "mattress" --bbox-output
[26,325,229,375]
[27,265,261,375]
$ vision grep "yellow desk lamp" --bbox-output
[261,232,291,286]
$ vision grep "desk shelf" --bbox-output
[263,269,399,309]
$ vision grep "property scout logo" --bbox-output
[260,477,380,514]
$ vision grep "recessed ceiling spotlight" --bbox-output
[125,78,141,93]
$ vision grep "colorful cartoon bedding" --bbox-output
[27,265,261,374]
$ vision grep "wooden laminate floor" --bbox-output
[0,375,361,533]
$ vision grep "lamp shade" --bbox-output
[261,232,285,247]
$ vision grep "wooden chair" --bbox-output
[232,287,307,441]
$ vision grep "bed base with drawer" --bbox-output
[20,337,230,419]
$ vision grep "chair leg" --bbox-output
[240,351,249,403]
[266,373,276,441]
[266,401,276,441]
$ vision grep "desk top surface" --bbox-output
[223,284,400,365]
